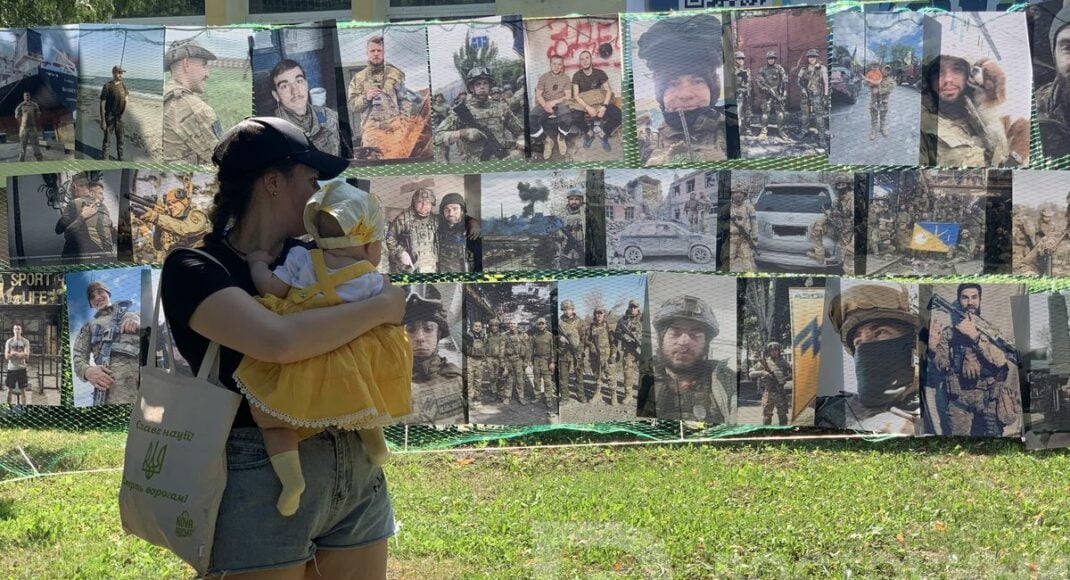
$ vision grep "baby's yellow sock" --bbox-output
[270,450,305,517]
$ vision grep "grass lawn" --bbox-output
[2,430,1069,578]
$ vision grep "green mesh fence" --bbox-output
[1,3,1067,482]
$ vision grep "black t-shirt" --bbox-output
[161,238,308,429]
[572,68,610,95]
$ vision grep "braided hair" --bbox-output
[207,160,298,243]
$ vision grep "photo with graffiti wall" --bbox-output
[0,272,65,407]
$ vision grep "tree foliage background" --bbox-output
[1,0,115,27]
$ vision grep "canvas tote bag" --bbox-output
[119,250,241,575]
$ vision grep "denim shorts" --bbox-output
[207,427,396,575]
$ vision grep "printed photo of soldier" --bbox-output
[125,171,212,265]
[428,17,528,164]
[6,171,122,267]
[370,174,478,274]
[0,272,65,406]
[76,25,164,162]
[728,170,855,275]
[921,283,1024,437]
[523,16,621,162]
[556,275,651,423]
[1031,1,1070,159]
[738,278,824,426]
[604,169,720,270]
[340,24,433,164]
[863,169,989,276]
[828,11,924,166]
[464,281,557,425]
[1012,171,1070,276]
[1012,291,1070,450]
[730,7,829,158]
[401,283,466,425]
[163,27,252,166]
[481,170,586,271]
[251,22,343,157]
[0,27,79,162]
[630,13,729,166]
[817,279,921,434]
[918,12,1030,168]
[643,272,737,423]
[66,267,144,406]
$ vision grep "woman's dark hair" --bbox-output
[208,160,299,242]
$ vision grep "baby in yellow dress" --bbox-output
[236,179,413,516]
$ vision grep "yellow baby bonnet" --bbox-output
[304,179,386,249]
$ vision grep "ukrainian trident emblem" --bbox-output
[142,439,167,480]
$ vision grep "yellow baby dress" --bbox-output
[235,248,413,429]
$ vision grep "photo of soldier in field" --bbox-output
[1011,171,1070,277]
[125,170,212,265]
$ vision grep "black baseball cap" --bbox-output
[212,116,348,181]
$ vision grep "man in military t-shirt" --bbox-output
[163,40,222,165]
[748,341,792,425]
[271,59,341,156]
[530,318,555,407]
[347,35,406,158]
[796,48,828,142]
[386,187,439,273]
[757,51,788,139]
[464,320,490,401]
[100,65,129,160]
[531,54,574,160]
[73,281,140,405]
[558,299,586,402]
[434,66,525,163]
[734,51,752,135]
[614,299,644,406]
[404,291,465,424]
[14,92,43,162]
[571,50,621,152]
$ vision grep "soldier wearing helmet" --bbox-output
[649,294,735,422]
[796,47,828,142]
[530,317,555,407]
[486,318,505,392]
[403,288,465,424]
[635,13,727,164]
[499,316,530,405]
[73,279,141,405]
[134,173,211,263]
[826,282,919,433]
[614,298,645,406]
[162,39,222,165]
[734,50,753,135]
[748,340,792,425]
[386,186,439,273]
[433,66,525,163]
[757,49,788,139]
[558,299,586,402]
[585,306,616,404]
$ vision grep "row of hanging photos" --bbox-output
[10,167,1070,280]
[10,266,1067,449]
[4,3,1069,169]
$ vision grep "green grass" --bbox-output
[2,430,1070,578]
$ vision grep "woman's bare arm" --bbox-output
[188,282,406,364]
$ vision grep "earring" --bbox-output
[272,190,279,198]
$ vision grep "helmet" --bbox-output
[566,187,584,201]
[561,299,575,310]
[806,48,819,58]
[766,50,777,59]
[491,86,501,95]
[536,317,547,326]
[489,318,500,327]
[411,187,436,207]
[766,341,782,352]
[439,192,466,213]
[86,280,111,302]
[466,66,494,88]
[402,290,449,340]
[503,83,513,92]
[828,283,917,356]
[163,185,192,216]
[734,51,745,59]
[112,65,125,74]
[628,299,640,309]
[1041,208,1055,218]
[594,306,605,314]
[960,229,970,237]
[654,295,719,339]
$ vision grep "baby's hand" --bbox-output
[245,250,275,265]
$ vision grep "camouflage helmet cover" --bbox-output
[806,48,820,58]
[411,187,436,207]
[766,50,778,59]
[654,295,719,339]
[734,51,745,59]
[466,66,494,88]
[828,284,917,356]
[628,299,641,308]
[561,299,575,310]
[766,341,782,351]
[402,291,449,340]
[566,186,584,200]
[86,280,111,302]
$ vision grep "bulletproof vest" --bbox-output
[730,201,753,224]
[801,65,825,93]
[947,330,1002,388]
[765,356,791,383]
[589,322,612,351]
[559,315,583,347]
[618,316,643,353]
[437,223,467,272]
[460,99,512,157]
[467,332,487,357]
[405,212,438,272]
[486,332,502,357]
[503,332,524,358]
[163,83,221,164]
[759,65,785,88]
[735,69,750,92]
[88,302,140,365]
[532,330,554,356]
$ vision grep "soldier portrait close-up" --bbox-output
[1030,1,1070,158]
[402,285,466,425]
[162,39,222,165]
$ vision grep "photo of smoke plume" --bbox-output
[0,272,65,407]
[556,275,650,424]
[7,171,122,267]
[816,279,920,434]
[464,281,557,425]
[402,283,466,426]
[369,174,476,275]
[126,170,213,265]
[644,272,737,423]
[920,282,1024,437]
[738,277,824,427]
[1012,292,1070,450]
[481,170,586,271]
[864,169,989,276]
[604,169,720,270]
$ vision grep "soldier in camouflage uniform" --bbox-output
[14,92,43,162]
[436,192,467,273]
[346,35,406,157]
[684,192,702,232]
[163,40,222,165]
[796,48,828,142]
[134,174,211,263]
[464,320,490,401]
[404,291,466,424]
[73,281,141,405]
[556,188,585,269]
[865,64,896,140]
[386,187,438,273]
[558,299,586,402]
[614,299,644,406]
[530,318,555,407]
[270,60,341,156]
[734,51,752,135]
[648,295,735,422]
[55,175,115,258]
[486,319,504,395]
[748,341,791,425]
[585,307,616,404]
[434,67,525,163]
[1019,208,1064,275]
[757,51,788,139]
[919,55,992,167]
[729,191,757,271]
[949,228,977,265]
[500,319,530,404]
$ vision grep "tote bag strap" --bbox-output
[153,248,228,382]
